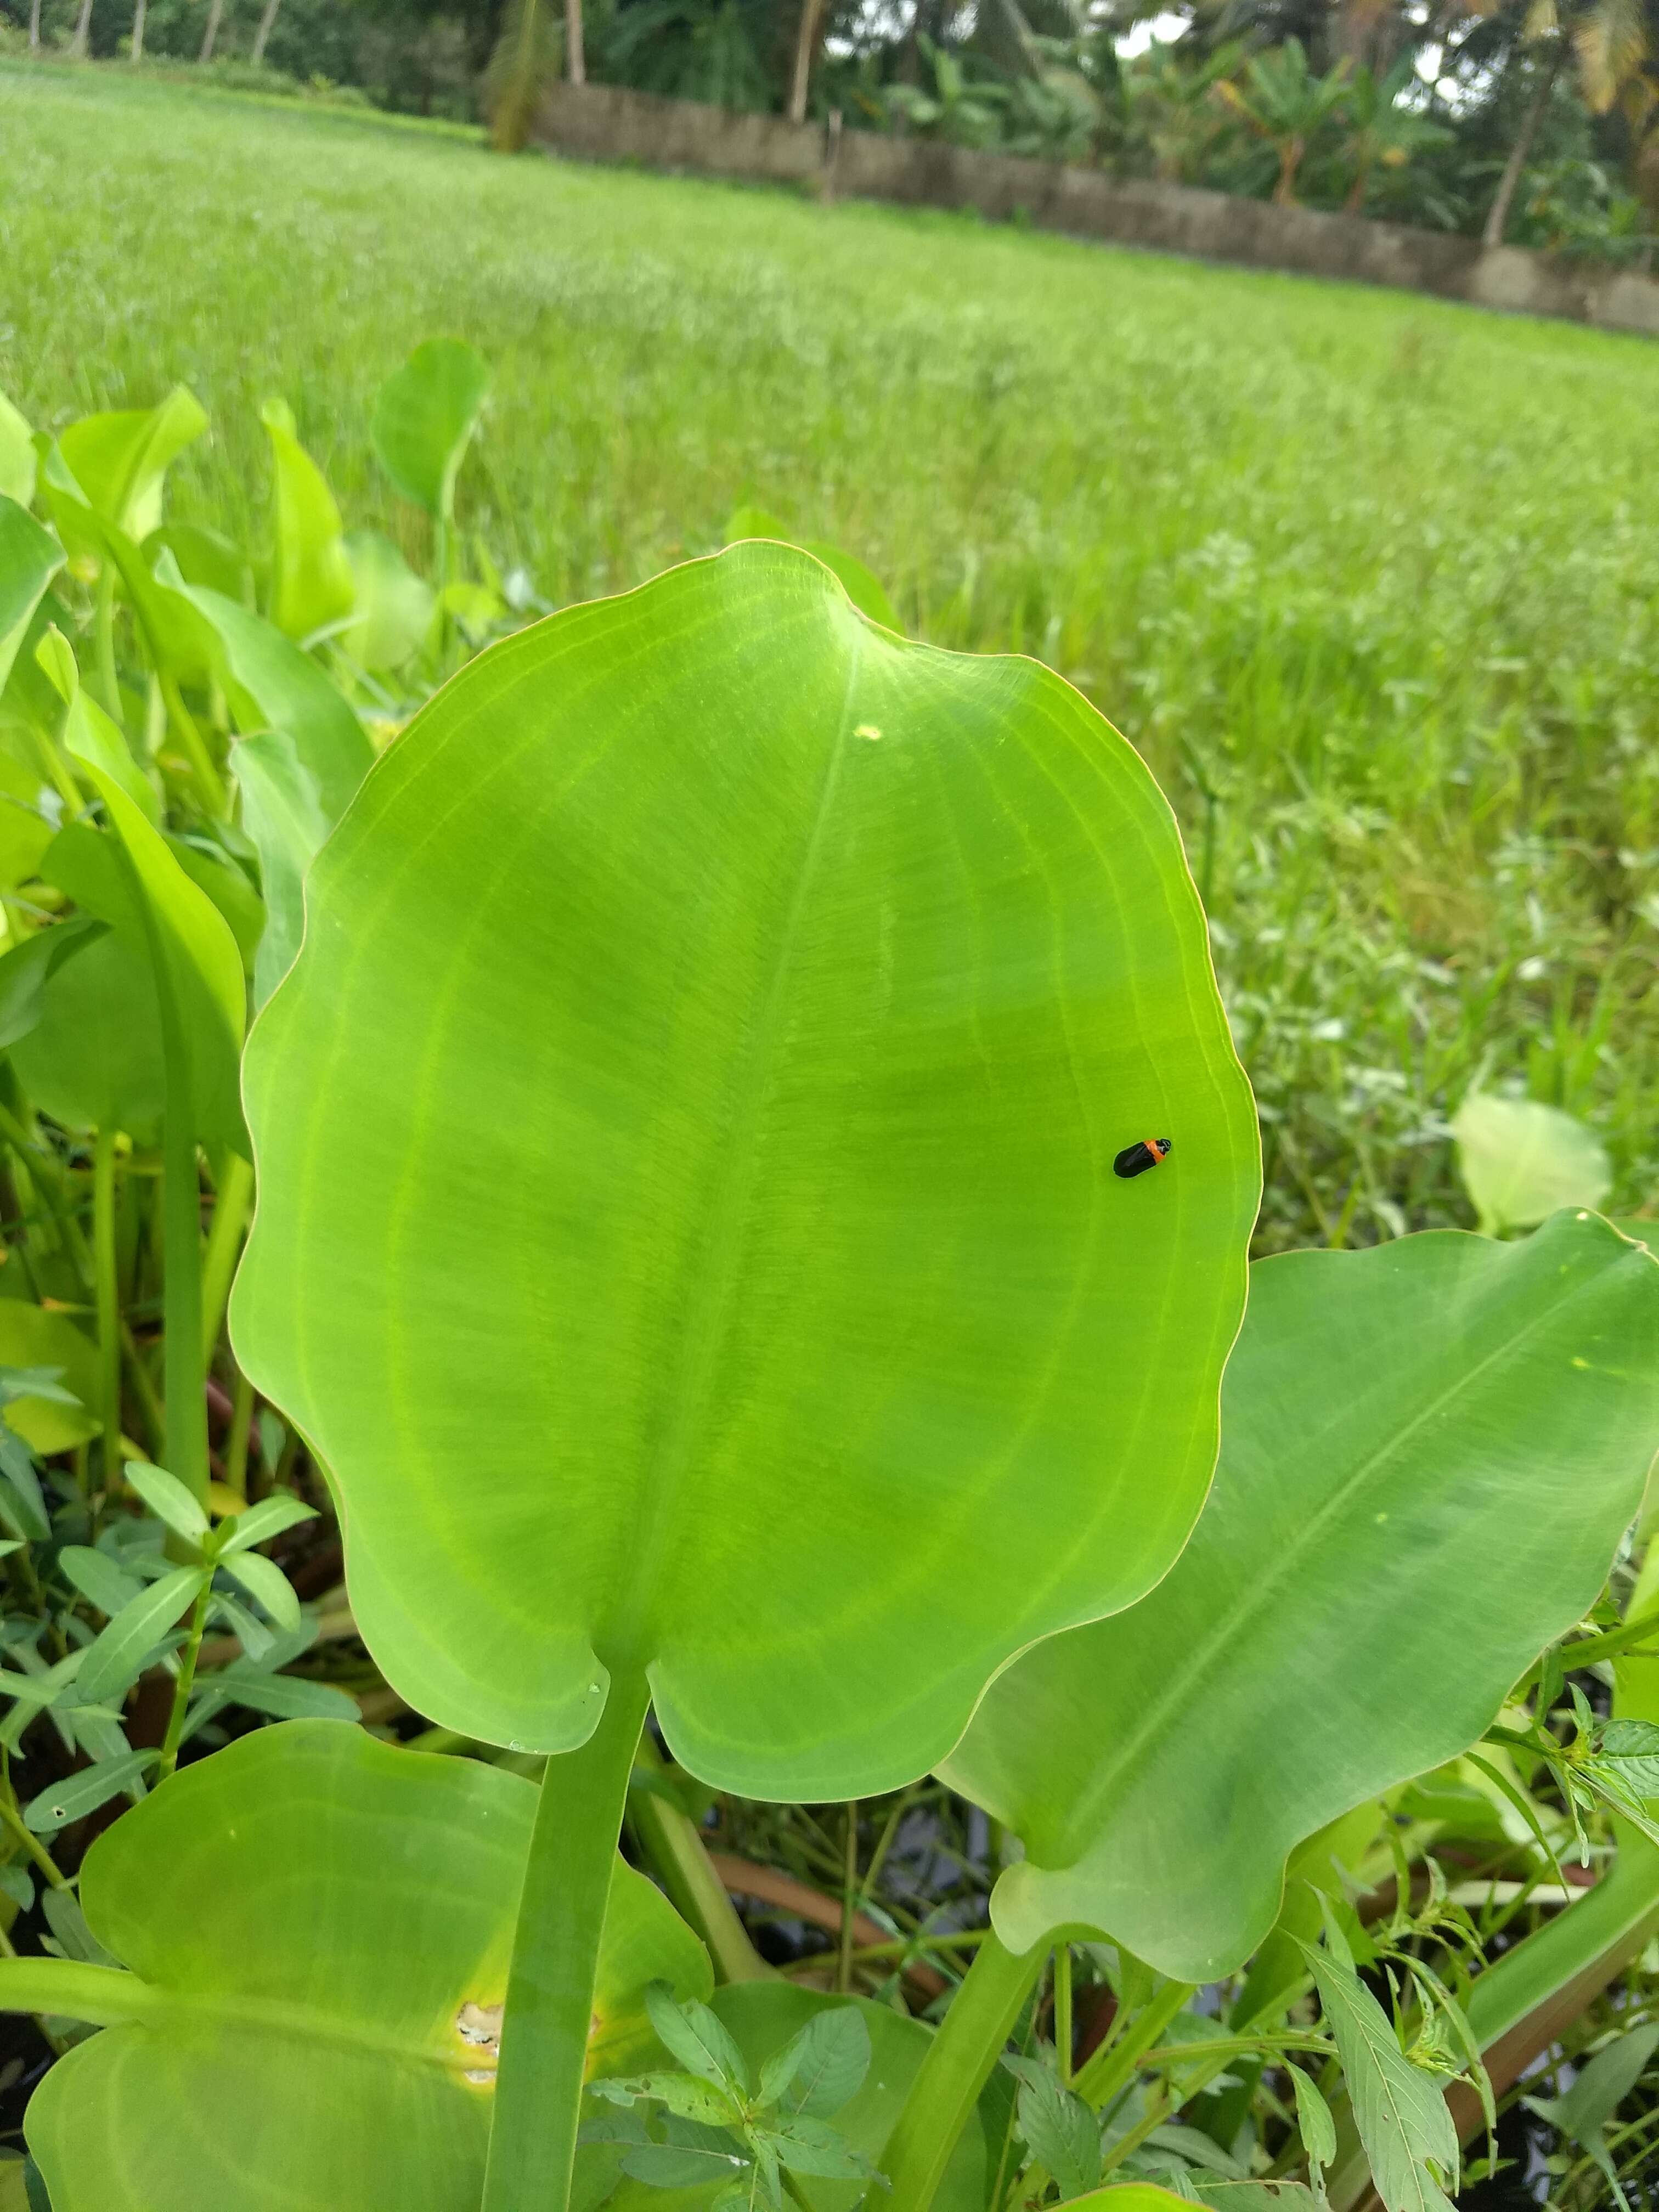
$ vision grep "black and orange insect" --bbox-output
[1114,1137,1172,1180]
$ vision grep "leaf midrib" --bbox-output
[1052,1242,1617,1856]
[132,1981,493,2077]
[603,615,865,1669]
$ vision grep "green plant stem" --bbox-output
[160,1108,208,1506]
[119,1317,166,1455]
[224,1364,254,1500]
[482,1670,651,2212]
[1054,1943,1073,2086]
[199,1148,253,1364]
[628,1737,771,1984]
[157,668,227,816]
[1071,1977,1195,2109]
[838,1800,858,1993]
[92,1126,122,1488]
[0,1792,67,1891]
[0,1104,92,1286]
[94,567,121,723]
[156,1570,214,1781]
[0,1956,155,2028]
[24,715,83,816]
[879,1927,1048,2212]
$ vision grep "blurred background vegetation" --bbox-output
[4,0,1659,261]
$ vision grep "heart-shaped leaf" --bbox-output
[232,541,1259,1792]
[8,1722,710,2212]
[1452,1093,1611,1234]
[371,339,490,523]
[58,387,206,540]
[943,1212,1659,1977]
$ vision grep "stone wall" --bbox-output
[534,80,1659,339]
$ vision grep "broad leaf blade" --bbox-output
[233,541,1259,1789]
[0,496,64,696]
[945,1214,1659,1974]
[1451,1094,1610,1234]
[261,401,356,644]
[18,1722,710,2212]
[0,918,107,1054]
[371,340,490,521]
[58,387,206,539]
[1299,1943,1458,2212]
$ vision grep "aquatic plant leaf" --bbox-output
[233,541,1259,1792]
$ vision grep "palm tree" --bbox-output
[788,0,824,122]
[1217,38,1355,204]
[250,0,283,63]
[1337,53,1451,211]
[1482,0,1651,244]
[1120,38,1249,184]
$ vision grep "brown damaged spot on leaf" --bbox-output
[455,2000,503,2086]
[454,2001,606,2087]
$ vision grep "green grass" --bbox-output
[3,61,1656,1246]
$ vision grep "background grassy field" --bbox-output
[4,63,1655,1247]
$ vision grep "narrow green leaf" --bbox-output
[1288,2066,1336,2198]
[216,1493,318,1556]
[215,1548,301,1633]
[1296,1941,1458,2212]
[123,1460,208,1544]
[76,1565,207,1705]
[25,1749,157,1833]
[210,1671,359,1723]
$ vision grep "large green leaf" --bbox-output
[184,584,372,818]
[0,394,34,511]
[233,541,1258,1790]
[12,824,166,1142]
[342,528,436,671]
[0,499,64,697]
[0,1302,97,1453]
[77,759,246,1156]
[230,730,334,1007]
[371,339,490,522]
[7,1722,709,2212]
[260,401,356,645]
[943,1214,1659,1977]
[57,387,206,539]
[1451,1093,1611,1234]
